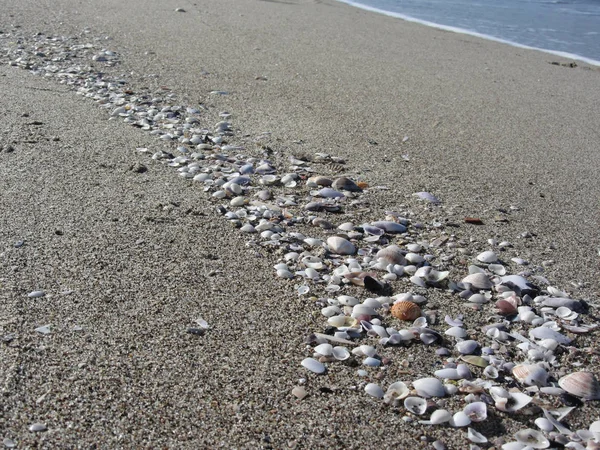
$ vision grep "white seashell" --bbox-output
[404,396,428,415]
[371,221,407,233]
[483,365,499,379]
[383,382,410,405]
[327,236,356,255]
[338,222,355,231]
[462,273,493,290]
[488,264,506,276]
[455,340,479,355]
[429,409,452,424]
[338,295,359,306]
[276,268,294,279]
[534,418,554,432]
[514,429,549,448]
[327,315,357,328]
[376,245,406,265]
[413,378,446,398]
[434,369,461,380]
[301,358,326,374]
[363,357,381,367]
[28,290,46,298]
[240,224,256,233]
[314,343,333,356]
[365,383,384,399]
[35,325,51,334]
[405,253,424,264]
[529,327,571,344]
[449,411,471,427]
[321,306,342,317]
[467,428,488,444]
[358,345,377,358]
[512,364,548,387]
[477,251,498,263]
[332,346,350,361]
[445,326,467,339]
[555,306,577,320]
[413,191,440,204]
[352,305,378,318]
[292,386,308,400]
[463,402,487,422]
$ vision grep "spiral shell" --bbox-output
[391,301,421,321]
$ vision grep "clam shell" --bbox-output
[529,327,571,344]
[445,326,467,338]
[376,245,406,265]
[455,340,479,355]
[463,402,487,422]
[332,346,350,361]
[365,383,384,399]
[449,411,471,427]
[558,372,600,400]
[316,187,344,199]
[514,429,550,448]
[413,377,446,398]
[307,176,333,187]
[512,364,549,387]
[404,396,428,415]
[428,409,452,424]
[383,382,409,405]
[371,221,407,234]
[301,358,326,374]
[461,273,493,290]
[314,343,333,356]
[391,301,421,321]
[434,368,461,380]
[476,250,498,263]
[327,236,356,255]
[467,428,487,444]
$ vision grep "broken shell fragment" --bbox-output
[512,364,549,387]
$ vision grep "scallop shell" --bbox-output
[461,273,494,290]
[512,364,549,387]
[391,301,421,321]
[327,236,356,255]
[558,371,600,400]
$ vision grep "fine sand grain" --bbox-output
[1,0,599,448]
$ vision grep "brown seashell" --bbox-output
[391,301,421,321]
[357,181,369,189]
[558,372,600,400]
[376,245,406,265]
[496,299,518,315]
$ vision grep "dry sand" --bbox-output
[1,0,600,448]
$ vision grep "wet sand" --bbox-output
[1,0,600,448]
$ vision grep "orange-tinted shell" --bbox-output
[391,301,421,321]
[357,181,369,189]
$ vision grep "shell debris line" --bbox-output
[2,30,600,449]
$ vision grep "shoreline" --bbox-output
[336,0,600,67]
[1,0,600,447]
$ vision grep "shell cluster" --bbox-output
[2,29,600,449]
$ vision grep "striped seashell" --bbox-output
[558,371,600,400]
[391,301,421,321]
[512,364,549,387]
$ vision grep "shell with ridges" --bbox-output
[558,371,600,400]
[391,301,421,321]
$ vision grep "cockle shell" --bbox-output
[558,372,600,400]
[512,364,549,387]
[391,301,421,321]
[327,236,356,255]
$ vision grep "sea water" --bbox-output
[337,0,600,65]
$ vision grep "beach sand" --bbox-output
[1,0,599,447]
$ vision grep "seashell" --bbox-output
[327,236,356,255]
[383,382,410,405]
[558,372,600,400]
[488,263,506,276]
[467,428,487,444]
[512,364,549,387]
[276,268,293,279]
[362,223,385,236]
[314,343,333,356]
[365,383,384,399]
[332,346,350,361]
[371,221,407,234]
[428,409,453,424]
[540,297,584,313]
[445,326,467,339]
[529,327,571,344]
[316,187,344,198]
[405,253,424,265]
[477,251,498,263]
[461,273,493,290]
[404,396,428,415]
[496,299,518,315]
[413,191,440,204]
[500,275,537,294]
[29,423,47,432]
[306,175,333,187]
[292,386,308,400]
[413,378,446,398]
[363,357,381,367]
[327,315,357,328]
[514,429,550,448]
[449,411,471,427]
[338,222,355,232]
[455,340,479,355]
[434,369,461,380]
[555,306,577,320]
[332,176,362,192]
[391,301,421,321]
[534,418,554,432]
[28,290,46,298]
[301,358,326,374]
[457,364,472,380]
[494,392,532,412]
[376,245,406,265]
[460,355,489,368]
[463,402,487,422]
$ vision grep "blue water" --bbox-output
[337,0,600,65]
